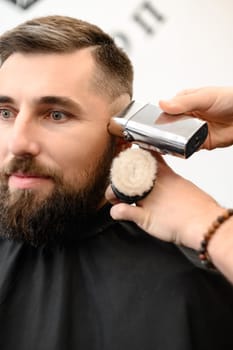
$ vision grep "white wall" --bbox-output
[0,0,232,206]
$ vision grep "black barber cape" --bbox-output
[0,204,233,350]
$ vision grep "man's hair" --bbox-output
[0,15,133,99]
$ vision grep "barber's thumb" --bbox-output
[110,203,144,226]
[159,98,186,115]
[159,89,207,115]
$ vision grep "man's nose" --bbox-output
[8,113,40,158]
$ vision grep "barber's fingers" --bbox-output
[110,202,147,229]
[159,88,213,116]
[105,176,155,232]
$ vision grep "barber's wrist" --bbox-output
[208,214,233,268]
[181,203,224,251]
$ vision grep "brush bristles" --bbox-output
[110,148,157,199]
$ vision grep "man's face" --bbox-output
[0,50,121,245]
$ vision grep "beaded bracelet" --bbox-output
[198,208,233,268]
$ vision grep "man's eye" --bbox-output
[50,111,67,121]
[0,109,13,120]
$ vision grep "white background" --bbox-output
[0,0,232,206]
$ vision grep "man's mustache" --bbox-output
[0,157,63,183]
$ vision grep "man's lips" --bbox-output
[8,173,52,189]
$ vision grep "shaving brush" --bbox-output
[110,147,157,204]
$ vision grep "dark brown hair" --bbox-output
[0,15,133,99]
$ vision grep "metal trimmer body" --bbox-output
[108,101,208,158]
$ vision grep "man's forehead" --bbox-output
[0,49,96,80]
[0,49,97,99]
[1,47,95,63]
[0,49,118,116]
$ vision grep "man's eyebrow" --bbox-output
[0,96,14,104]
[36,96,84,112]
[0,95,84,112]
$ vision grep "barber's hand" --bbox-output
[159,86,233,150]
[105,154,223,250]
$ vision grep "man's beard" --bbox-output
[0,142,115,246]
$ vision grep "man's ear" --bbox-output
[108,93,132,157]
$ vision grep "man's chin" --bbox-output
[0,184,102,246]
[8,186,53,206]
[8,179,56,204]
